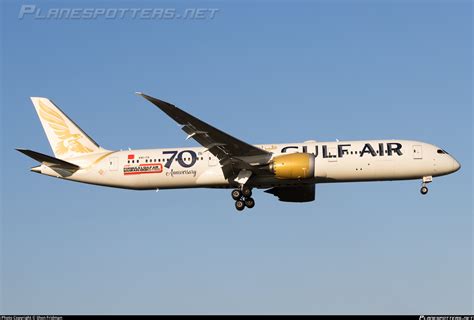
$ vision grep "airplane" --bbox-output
[17,93,461,211]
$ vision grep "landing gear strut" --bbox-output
[420,176,432,195]
[231,186,255,211]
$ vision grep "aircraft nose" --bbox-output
[452,158,461,172]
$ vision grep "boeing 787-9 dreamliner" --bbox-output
[17,93,461,211]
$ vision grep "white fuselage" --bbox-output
[34,139,460,190]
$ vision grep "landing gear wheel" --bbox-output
[244,197,255,208]
[242,186,252,198]
[235,200,245,211]
[231,189,242,200]
[420,186,428,195]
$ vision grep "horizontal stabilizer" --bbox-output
[16,148,80,171]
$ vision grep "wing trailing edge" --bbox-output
[137,92,272,180]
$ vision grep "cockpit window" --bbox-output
[437,149,449,154]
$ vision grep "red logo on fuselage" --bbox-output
[123,163,163,175]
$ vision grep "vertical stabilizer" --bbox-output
[31,97,102,159]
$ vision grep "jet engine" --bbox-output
[269,153,315,179]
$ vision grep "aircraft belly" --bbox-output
[392,157,436,179]
[324,159,379,181]
[322,157,396,182]
[195,168,227,186]
[66,167,152,189]
[321,155,435,182]
[67,156,229,190]
[149,170,197,188]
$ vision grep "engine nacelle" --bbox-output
[269,153,315,179]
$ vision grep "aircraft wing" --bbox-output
[137,93,272,179]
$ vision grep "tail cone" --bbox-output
[30,165,41,173]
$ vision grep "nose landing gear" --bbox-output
[420,176,432,195]
[232,186,255,211]
[420,185,428,195]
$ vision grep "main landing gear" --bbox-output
[420,176,432,195]
[232,186,255,211]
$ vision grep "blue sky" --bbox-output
[1,0,472,314]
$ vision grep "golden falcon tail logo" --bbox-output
[38,101,94,155]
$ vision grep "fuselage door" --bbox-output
[109,157,118,171]
[412,145,423,159]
